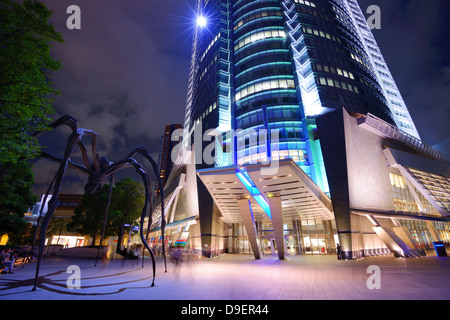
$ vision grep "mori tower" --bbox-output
[153,0,449,260]
[184,0,419,172]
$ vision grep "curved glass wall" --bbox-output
[192,0,410,193]
[232,0,310,176]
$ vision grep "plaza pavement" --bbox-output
[0,252,449,301]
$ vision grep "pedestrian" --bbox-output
[101,247,109,268]
[336,243,342,260]
[0,248,15,274]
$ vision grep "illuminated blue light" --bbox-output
[236,171,253,190]
[197,15,207,27]
[236,168,272,219]
[254,195,272,219]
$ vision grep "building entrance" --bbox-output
[302,235,329,254]
[261,238,276,255]
[227,220,337,256]
[260,235,333,256]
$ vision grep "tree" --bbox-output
[110,178,145,251]
[0,160,36,240]
[0,160,37,215]
[0,213,28,240]
[66,178,145,249]
[67,185,113,246]
[6,220,34,244]
[0,0,64,178]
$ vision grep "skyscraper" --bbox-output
[150,0,448,259]
[157,124,183,188]
[151,124,183,206]
[180,0,421,255]
[183,0,419,189]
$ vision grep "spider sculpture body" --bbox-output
[31,114,166,291]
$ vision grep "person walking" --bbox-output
[336,243,342,260]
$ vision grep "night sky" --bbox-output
[31,0,450,197]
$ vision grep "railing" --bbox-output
[363,113,450,163]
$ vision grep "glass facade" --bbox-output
[184,0,408,194]
[227,219,337,255]
[232,0,311,181]
[389,172,440,215]
[180,0,448,257]
[286,0,393,122]
[407,168,450,212]
[343,0,420,138]
[398,220,450,250]
[184,0,233,165]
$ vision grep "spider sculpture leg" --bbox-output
[143,191,154,268]
[31,114,86,251]
[95,174,114,267]
[31,174,56,251]
[31,114,78,140]
[124,146,167,272]
[32,115,98,291]
[32,130,83,291]
[105,158,158,286]
[31,152,89,257]
[32,133,98,253]
[136,167,157,286]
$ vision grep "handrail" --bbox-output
[363,113,450,163]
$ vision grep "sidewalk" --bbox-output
[1,253,449,300]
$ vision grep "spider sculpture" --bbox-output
[30,114,166,291]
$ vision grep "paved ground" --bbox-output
[1,253,449,301]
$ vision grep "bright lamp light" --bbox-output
[197,16,207,27]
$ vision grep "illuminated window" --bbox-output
[235,78,295,101]
[234,29,286,52]
[389,172,406,189]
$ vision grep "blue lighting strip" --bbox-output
[235,168,272,219]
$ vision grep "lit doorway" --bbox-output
[302,235,328,254]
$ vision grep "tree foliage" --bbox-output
[0,213,28,239]
[0,160,36,237]
[0,0,64,166]
[111,177,146,248]
[67,178,146,247]
[67,185,113,245]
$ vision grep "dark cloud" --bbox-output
[32,0,195,195]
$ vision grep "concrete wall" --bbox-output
[343,112,395,212]
[317,109,405,258]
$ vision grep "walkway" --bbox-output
[1,253,449,300]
